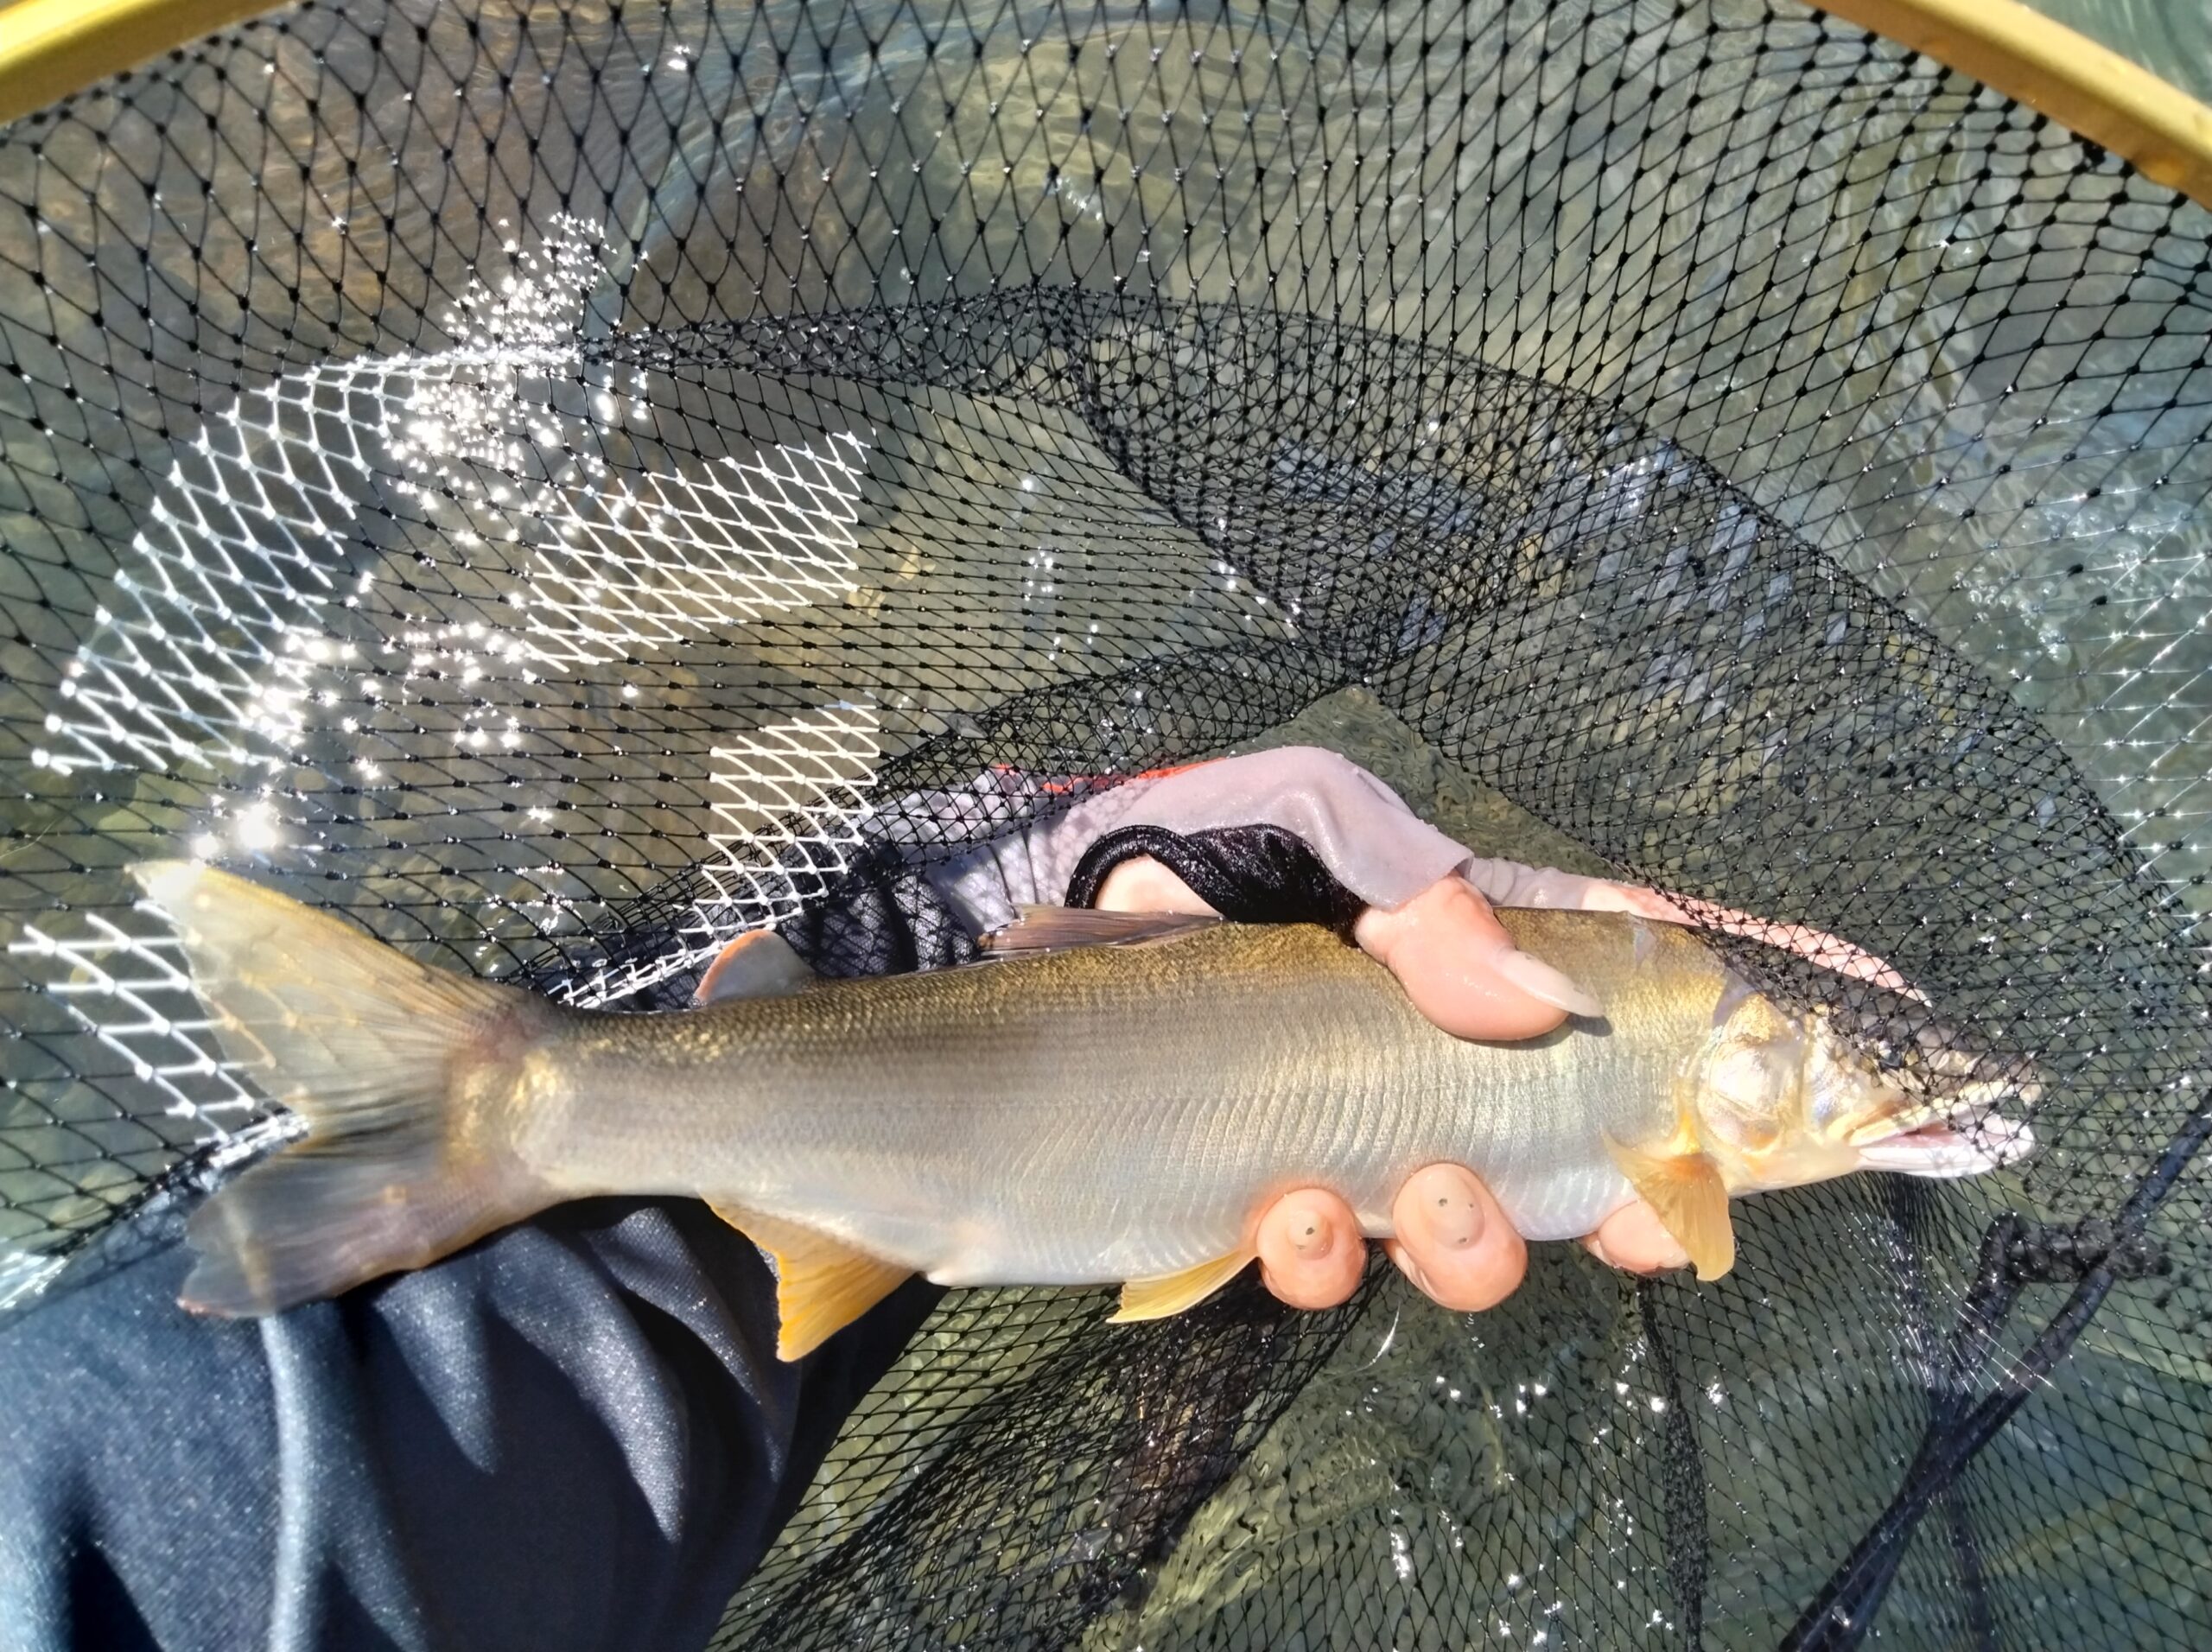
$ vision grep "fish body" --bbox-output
[554,917,1704,1280]
[137,863,2034,1357]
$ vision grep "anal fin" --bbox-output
[1108,1248,1255,1323]
[709,1202,911,1360]
[1603,1138,1737,1282]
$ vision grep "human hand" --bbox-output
[925,742,1916,1313]
[1092,850,1692,1312]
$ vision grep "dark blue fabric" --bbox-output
[0,1188,940,1652]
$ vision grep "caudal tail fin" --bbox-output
[135,861,555,1316]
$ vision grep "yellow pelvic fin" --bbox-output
[709,1202,911,1361]
[1108,1248,1255,1323]
[1604,1138,1737,1282]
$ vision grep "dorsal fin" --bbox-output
[979,905,1220,958]
[695,931,817,1005]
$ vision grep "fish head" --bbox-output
[1685,980,2039,1194]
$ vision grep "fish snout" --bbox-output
[1834,1039,2044,1180]
[1807,1009,2043,1183]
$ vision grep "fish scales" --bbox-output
[532,917,1720,1284]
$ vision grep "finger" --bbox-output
[1580,1200,1691,1274]
[1466,861,1923,1001]
[1384,1164,1527,1312]
[1671,902,1926,1002]
[1092,854,1221,917]
[1255,1187,1368,1310]
[1465,858,1692,923]
[1554,880,1694,923]
[1354,875,1599,1043]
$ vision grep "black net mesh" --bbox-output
[3,1,2210,1646]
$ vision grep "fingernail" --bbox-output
[1420,1180,1484,1251]
[1491,947,1603,1019]
[1287,1201,1336,1259]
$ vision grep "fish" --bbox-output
[133,861,2037,1359]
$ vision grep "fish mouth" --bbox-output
[1840,1067,2039,1143]
[1852,1110,2037,1179]
[1837,1052,2043,1179]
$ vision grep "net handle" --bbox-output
[0,0,283,129]
[2,0,2208,209]
[1821,0,2212,207]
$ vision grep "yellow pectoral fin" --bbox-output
[1109,1249,1257,1323]
[709,1202,912,1361]
[1604,1139,1737,1283]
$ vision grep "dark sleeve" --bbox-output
[0,1187,940,1652]
[1064,822,1368,933]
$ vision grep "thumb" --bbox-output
[1353,875,1599,1042]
